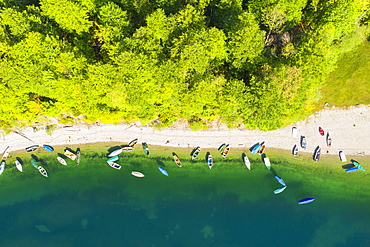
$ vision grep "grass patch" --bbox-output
[315,41,370,110]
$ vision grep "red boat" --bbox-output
[319,127,324,136]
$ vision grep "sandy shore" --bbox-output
[1,105,370,156]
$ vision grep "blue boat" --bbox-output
[158,166,168,176]
[274,186,287,195]
[346,167,358,173]
[42,144,54,153]
[107,156,119,163]
[251,144,261,155]
[298,198,316,205]
[274,175,286,186]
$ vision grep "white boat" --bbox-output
[292,127,297,137]
[1,146,10,160]
[263,157,271,170]
[339,151,347,162]
[244,155,251,170]
[108,148,123,157]
[57,157,67,166]
[64,150,76,160]
[0,160,5,175]
[131,171,145,177]
[122,146,134,152]
[38,166,48,177]
[107,161,121,170]
[76,149,81,165]
[274,186,287,195]
[15,160,22,172]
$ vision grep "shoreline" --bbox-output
[1,105,370,156]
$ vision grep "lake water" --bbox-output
[0,143,369,247]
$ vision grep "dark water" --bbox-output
[0,144,369,247]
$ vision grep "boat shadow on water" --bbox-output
[342,163,355,169]
[64,147,77,154]
[16,157,24,165]
[154,158,166,168]
[107,146,122,153]
[57,153,68,159]
[204,152,210,162]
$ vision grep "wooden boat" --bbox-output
[107,161,121,170]
[42,144,54,153]
[218,143,226,153]
[30,158,38,169]
[263,157,271,170]
[300,136,307,150]
[319,127,324,136]
[244,155,251,170]
[352,160,365,171]
[108,148,123,157]
[129,138,138,147]
[346,167,358,173]
[142,142,149,155]
[274,175,286,186]
[313,146,321,162]
[258,142,265,155]
[191,147,201,160]
[326,133,332,147]
[0,160,5,175]
[274,186,287,195]
[221,144,230,157]
[1,146,10,160]
[298,198,316,205]
[76,149,81,165]
[173,153,181,167]
[207,155,213,169]
[37,166,48,177]
[57,157,67,166]
[131,171,145,177]
[158,166,168,176]
[64,150,76,160]
[292,127,297,137]
[339,151,347,162]
[251,144,261,155]
[122,146,134,152]
[26,145,39,153]
[107,156,119,163]
[15,160,22,172]
[292,144,298,157]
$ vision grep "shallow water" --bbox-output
[0,143,369,247]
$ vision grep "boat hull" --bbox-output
[158,166,168,176]
[244,156,251,170]
[43,144,54,153]
[207,155,213,169]
[108,149,123,157]
[26,145,39,153]
[15,160,23,172]
[263,157,271,170]
[107,162,121,170]
[57,157,67,166]
[298,198,316,205]
[274,186,287,195]
[346,167,358,173]
[37,166,48,177]
[274,175,286,186]
[251,144,261,155]
[131,171,145,177]
[107,156,119,163]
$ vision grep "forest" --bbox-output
[0,0,369,131]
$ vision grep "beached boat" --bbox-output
[107,156,119,163]
[326,133,332,148]
[15,160,22,172]
[346,167,358,173]
[0,160,5,175]
[339,151,347,162]
[298,198,316,205]
[173,153,181,167]
[313,146,321,162]
[274,175,286,186]
[292,145,298,157]
[274,186,287,195]
[142,142,149,155]
[191,147,201,160]
[352,160,365,171]
[25,145,39,153]
[108,148,123,157]
[107,161,121,170]
[218,143,226,154]
[258,142,265,155]
[319,127,324,136]
[37,166,48,177]
[221,144,230,157]
[244,155,251,170]
[1,146,10,160]
[292,127,297,137]
[300,136,307,150]
[263,157,271,170]
[251,144,261,155]
[76,149,81,165]
[57,157,67,166]
[43,144,54,153]
[122,146,134,152]
[208,155,213,169]
[131,171,145,177]
[129,138,138,147]
[64,150,77,160]
[30,158,38,169]
[158,166,168,176]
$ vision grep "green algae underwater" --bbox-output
[0,143,369,247]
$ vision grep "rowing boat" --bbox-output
[57,157,67,166]
[313,146,321,162]
[1,146,10,160]
[339,151,347,162]
[352,160,365,171]
[142,142,149,155]
[208,155,213,169]
[15,160,22,172]
[0,160,5,175]
[131,171,145,177]
[42,144,54,153]
[292,127,297,137]
[319,127,324,136]
[107,161,121,170]
[221,144,230,157]
[274,186,287,195]
[244,155,251,170]
[25,145,39,153]
[346,167,358,173]
[64,150,76,160]
[122,146,134,151]
[274,175,286,186]
[108,148,123,157]
[191,147,201,160]
[258,142,265,155]
[129,138,138,147]
[251,144,261,155]
[76,149,81,165]
[107,156,119,163]
[38,166,48,177]
[298,198,316,205]
[326,133,332,147]
[218,143,226,153]
[263,157,271,170]
[292,144,298,157]
[173,153,181,167]
[300,136,307,150]
[158,166,168,176]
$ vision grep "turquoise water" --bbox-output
[0,144,369,247]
